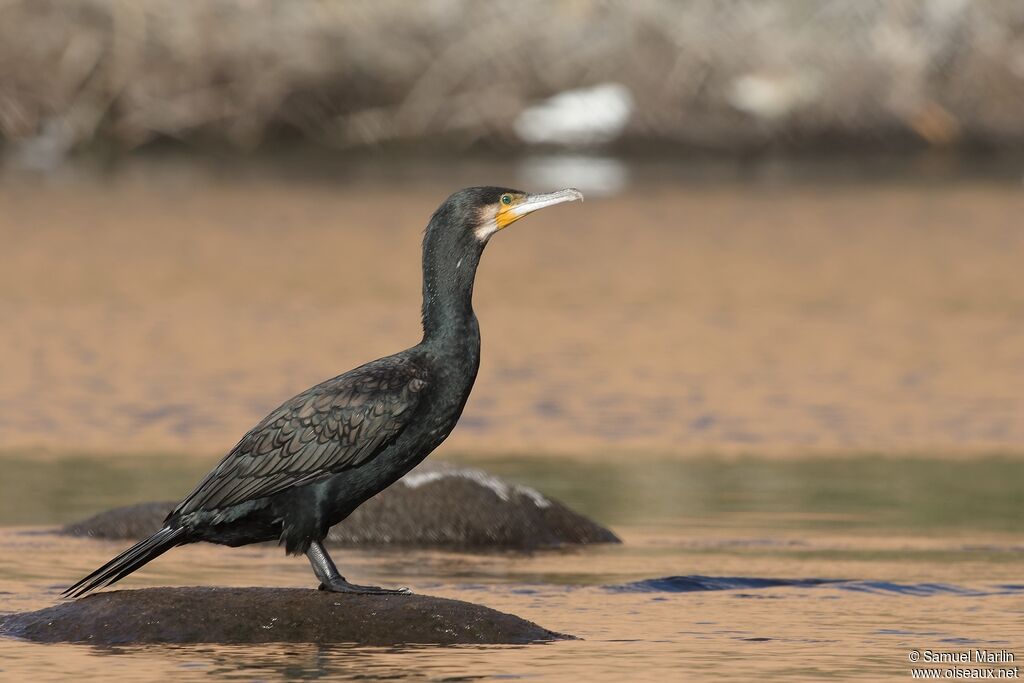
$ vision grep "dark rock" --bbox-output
[63,500,174,540]
[62,460,620,550]
[0,587,571,645]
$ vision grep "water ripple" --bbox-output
[607,576,841,593]
[608,576,1024,597]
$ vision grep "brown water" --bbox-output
[1,157,1023,456]
[1,157,1022,680]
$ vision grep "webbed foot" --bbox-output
[306,540,409,595]
[318,578,410,595]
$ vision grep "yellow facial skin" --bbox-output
[475,188,583,242]
[495,193,528,230]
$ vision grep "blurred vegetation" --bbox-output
[2,0,1024,165]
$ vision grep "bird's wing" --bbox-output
[173,357,428,516]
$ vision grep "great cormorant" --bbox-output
[64,186,583,597]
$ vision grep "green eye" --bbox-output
[501,194,512,205]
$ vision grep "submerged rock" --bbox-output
[0,587,570,645]
[62,460,620,550]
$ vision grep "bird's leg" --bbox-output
[305,541,409,595]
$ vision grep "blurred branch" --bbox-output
[1,0,1024,162]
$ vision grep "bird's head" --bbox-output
[471,187,584,242]
[427,186,584,249]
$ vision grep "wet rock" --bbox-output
[326,461,620,548]
[0,587,570,645]
[62,460,620,550]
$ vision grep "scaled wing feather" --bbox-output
[173,358,427,516]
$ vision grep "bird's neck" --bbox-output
[420,244,483,349]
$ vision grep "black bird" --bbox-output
[64,186,583,598]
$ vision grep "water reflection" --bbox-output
[1,455,1023,680]
[610,575,1024,597]
[517,154,630,197]
[2,455,1023,541]
[610,575,842,592]
[1,159,1023,679]
[3,167,1023,457]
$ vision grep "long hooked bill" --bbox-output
[509,188,584,219]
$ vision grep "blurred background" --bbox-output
[5,0,1024,159]
[2,2,1024,679]
[1,0,1022,458]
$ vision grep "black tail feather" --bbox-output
[62,526,186,599]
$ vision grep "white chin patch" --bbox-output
[474,218,500,242]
